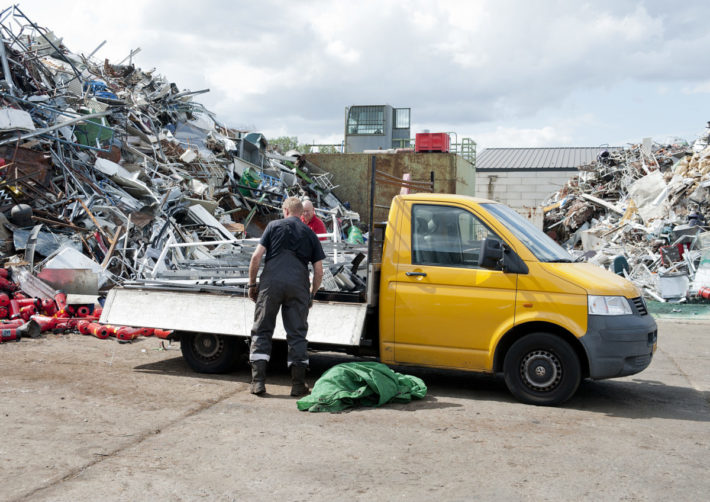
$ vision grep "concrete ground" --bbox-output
[1,319,708,502]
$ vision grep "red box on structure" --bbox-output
[415,133,450,153]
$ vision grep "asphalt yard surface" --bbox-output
[1,319,708,501]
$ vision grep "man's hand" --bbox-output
[248,245,266,303]
[249,286,259,302]
[309,292,315,309]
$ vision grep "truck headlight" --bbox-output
[588,295,633,315]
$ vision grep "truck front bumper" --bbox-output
[580,313,657,380]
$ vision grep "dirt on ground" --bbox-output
[1,319,708,501]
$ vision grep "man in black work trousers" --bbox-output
[247,196,325,396]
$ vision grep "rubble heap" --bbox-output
[543,126,710,302]
[0,6,365,304]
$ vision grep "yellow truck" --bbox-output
[102,192,657,406]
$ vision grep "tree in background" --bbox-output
[268,136,300,153]
[268,136,338,154]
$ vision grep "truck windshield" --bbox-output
[481,203,573,263]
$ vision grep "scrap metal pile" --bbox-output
[0,7,365,285]
[0,7,367,341]
[543,126,710,302]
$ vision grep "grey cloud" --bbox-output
[56,0,710,143]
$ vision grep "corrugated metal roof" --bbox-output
[477,147,620,171]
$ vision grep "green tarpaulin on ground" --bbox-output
[297,362,427,413]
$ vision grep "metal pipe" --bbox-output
[368,155,376,265]
[118,47,141,66]
[0,34,17,96]
[87,40,106,60]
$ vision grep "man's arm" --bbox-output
[248,244,266,301]
[311,260,323,296]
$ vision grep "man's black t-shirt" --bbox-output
[259,216,326,268]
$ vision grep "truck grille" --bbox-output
[631,297,648,316]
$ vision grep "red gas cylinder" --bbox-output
[0,292,9,307]
[54,292,67,310]
[0,277,17,291]
[77,320,92,335]
[0,319,26,329]
[28,315,58,335]
[115,326,141,341]
[0,307,7,319]
[140,327,155,337]
[0,328,21,343]
[153,328,173,339]
[699,287,710,299]
[14,298,40,309]
[64,318,80,330]
[0,268,9,279]
[53,322,69,333]
[88,322,111,339]
[40,298,57,316]
[19,305,37,322]
[75,305,92,317]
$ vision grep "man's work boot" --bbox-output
[290,365,309,397]
[250,360,267,395]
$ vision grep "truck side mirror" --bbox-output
[478,238,503,269]
[478,238,529,274]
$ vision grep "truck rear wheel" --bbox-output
[503,333,581,406]
[180,333,244,374]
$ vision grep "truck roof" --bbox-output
[396,193,497,205]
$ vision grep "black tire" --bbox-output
[503,333,581,406]
[180,333,245,374]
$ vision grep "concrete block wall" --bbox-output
[475,170,575,210]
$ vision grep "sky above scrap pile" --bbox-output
[13,0,710,150]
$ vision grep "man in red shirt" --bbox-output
[301,200,327,241]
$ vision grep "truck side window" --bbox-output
[412,204,501,268]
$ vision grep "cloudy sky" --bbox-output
[9,0,710,151]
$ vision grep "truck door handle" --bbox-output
[406,272,427,277]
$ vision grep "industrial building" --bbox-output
[344,105,412,153]
[475,147,614,216]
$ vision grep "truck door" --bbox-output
[393,202,517,370]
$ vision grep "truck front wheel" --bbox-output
[503,333,581,406]
[180,333,244,374]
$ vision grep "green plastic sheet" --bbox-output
[296,362,427,413]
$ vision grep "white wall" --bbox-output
[476,170,575,207]
[475,170,576,227]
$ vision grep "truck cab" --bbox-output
[376,193,657,405]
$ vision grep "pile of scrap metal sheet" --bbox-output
[543,125,710,302]
[0,6,364,303]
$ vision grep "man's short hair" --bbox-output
[283,196,303,216]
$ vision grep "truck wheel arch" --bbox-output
[493,322,590,378]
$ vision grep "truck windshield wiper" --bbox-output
[544,258,574,263]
